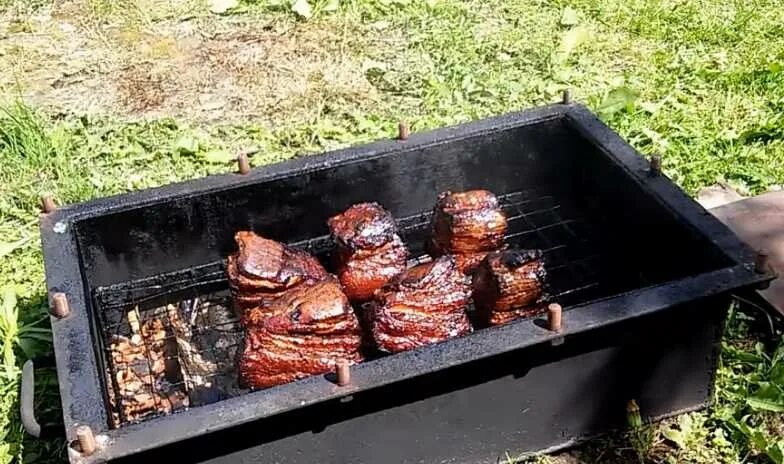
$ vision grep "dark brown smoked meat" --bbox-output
[472,249,548,326]
[226,231,328,312]
[371,256,471,353]
[239,277,363,389]
[328,203,408,302]
[430,190,507,274]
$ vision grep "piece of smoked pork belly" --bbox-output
[370,256,471,353]
[239,277,363,389]
[472,249,548,326]
[328,203,408,303]
[227,231,328,312]
[430,190,507,274]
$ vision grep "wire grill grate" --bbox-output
[93,188,641,428]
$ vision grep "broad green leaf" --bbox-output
[1,288,18,378]
[208,0,238,14]
[641,127,669,149]
[747,383,784,412]
[291,0,312,18]
[723,344,764,364]
[770,362,784,385]
[561,6,579,26]
[174,134,199,155]
[772,339,784,365]
[323,0,340,12]
[678,413,695,436]
[746,396,784,412]
[201,150,235,164]
[1,287,16,320]
[767,442,784,464]
[597,86,639,116]
[662,427,686,448]
[553,26,589,64]
[0,235,31,259]
[639,101,661,114]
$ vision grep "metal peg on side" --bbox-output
[755,249,770,274]
[335,359,350,387]
[547,303,562,332]
[398,121,410,141]
[51,292,70,318]
[649,155,662,176]
[562,89,573,105]
[41,194,56,214]
[237,153,251,175]
[75,425,97,456]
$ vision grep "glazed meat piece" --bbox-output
[329,203,408,302]
[239,278,363,389]
[227,231,328,311]
[371,256,471,353]
[473,249,548,326]
[430,190,508,274]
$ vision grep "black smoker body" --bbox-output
[37,104,771,463]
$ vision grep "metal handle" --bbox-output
[20,356,56,438]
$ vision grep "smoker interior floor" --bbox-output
[92,189,648,428]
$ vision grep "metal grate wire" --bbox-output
[93,188,626,428]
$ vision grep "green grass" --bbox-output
[1,0,784,462]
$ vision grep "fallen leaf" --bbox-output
[208,0,238,14]
[291,0,312,18]
[561,6,579,26]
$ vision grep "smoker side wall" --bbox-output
[75,120,572,289]
[114,296,726,464]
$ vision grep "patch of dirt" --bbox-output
[0,1,383,125]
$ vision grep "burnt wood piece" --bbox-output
[430,190,508,274]
[371,256,471,353]
[473,250,548,326]
[239,278,363,389]
[329,203,408,302]
[227,232,328,312]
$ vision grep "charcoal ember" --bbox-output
[328,203,409,303]
[239,278,363,389]
[430,190,508,274]
[472,249,549,326]
[108,312,188,425]
[226,231,328,313]
[371,256,471,353]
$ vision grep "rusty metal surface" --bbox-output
[710,191,784,315]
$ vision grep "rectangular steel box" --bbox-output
[39,104,771,463]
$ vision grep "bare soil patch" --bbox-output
[1,1,382,124]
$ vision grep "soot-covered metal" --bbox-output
[35,104,773,463]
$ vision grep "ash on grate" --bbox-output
[170,296,246,406]
[107,293,246,426]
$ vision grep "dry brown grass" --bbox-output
[1,0,385,124]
